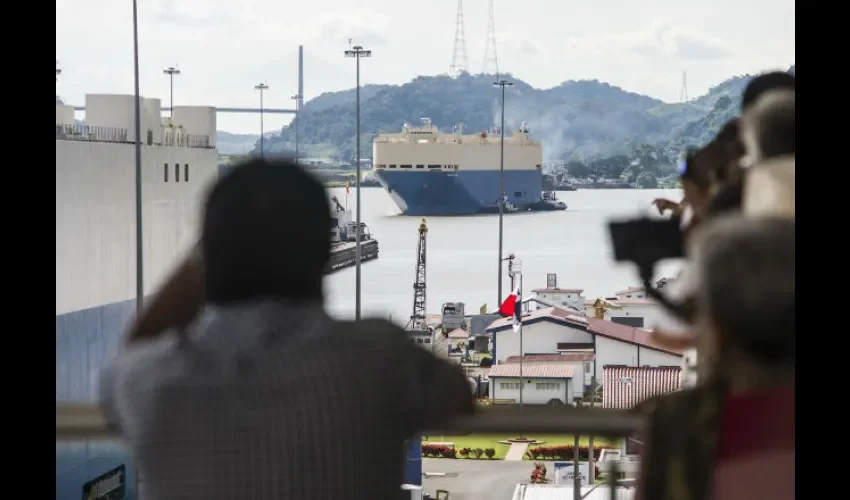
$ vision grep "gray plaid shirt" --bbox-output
[101,301,474,500]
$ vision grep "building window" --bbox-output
[184,164,189,182]
[535,382,561,390]
[164,163,168,182]
[428,164,441,169]
[415,164,425,169]
[175,164,180,182]
[514,191,522,197]
[499,382,520,390]
[389,164,397,168]
[400,164,412,169]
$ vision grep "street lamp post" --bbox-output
[163,66,180,118]
[131,0,144,318]
[291,94,301,162]
[344,44,371,322]
[493,79,513,307]
[255,83,269,157]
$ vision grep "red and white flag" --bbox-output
[499,287,522,332]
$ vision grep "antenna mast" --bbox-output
[450,0,469,77]
[680,70,688,102]
[482,0,500,76]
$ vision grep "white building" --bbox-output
[488,363,576,405]
[486,308,684,385]
[502,354,594,400]
[530,285,586,311]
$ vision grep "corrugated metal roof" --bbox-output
[505,353,595,363]
[488,363,574,379]
[602,365,682,409]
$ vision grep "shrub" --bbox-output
[472,448,484,459]
[459,448,471,458]
[421,444,457,458]
[526,445,603,460]
[484,448,496,459]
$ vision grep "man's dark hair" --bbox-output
[741,71,795,112]
[694,216,795,366]
[201,158,331,304]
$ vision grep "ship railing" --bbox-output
[161,133,212,149]
[56,123,128,143]
[57,403,637,479]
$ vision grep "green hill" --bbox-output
[250,65,793,166]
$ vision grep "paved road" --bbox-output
[421,458,530,500]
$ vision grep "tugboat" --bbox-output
[480,195,522,214]
[531,191,567,211]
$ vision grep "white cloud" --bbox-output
[566,18,733,61]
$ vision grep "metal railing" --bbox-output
[57,403,636,500]
[162,133,212,149]
[56,123,128,143]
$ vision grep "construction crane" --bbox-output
[405,219,432,346]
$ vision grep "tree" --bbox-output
[566,161,592,179]
[636,171,658,189]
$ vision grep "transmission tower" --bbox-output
[450,0,470,77]
[406,219,429,333]
[680,71,688,102]
[482,0,499,76]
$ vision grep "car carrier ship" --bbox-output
[373,118,566,216]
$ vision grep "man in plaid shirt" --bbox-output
[101,159,475,500]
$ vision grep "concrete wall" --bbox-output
[490,377,572,405]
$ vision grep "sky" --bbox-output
[56,0,794,134]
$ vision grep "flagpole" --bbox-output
[519,272,524,413]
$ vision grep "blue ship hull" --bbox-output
[376,169,543,216]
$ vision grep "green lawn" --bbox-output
[421,434,620,460]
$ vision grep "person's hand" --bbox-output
[124,250,204,347]
[652,198,680,215]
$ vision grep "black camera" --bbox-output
[609,217,684,268]
[608,217,693,323]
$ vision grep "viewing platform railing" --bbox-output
[56,124,213,149]
[57,403,638,500]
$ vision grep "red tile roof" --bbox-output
[602,365,682,409]
[488,363,575,379]
[587,318,684,356]
[505,353,595,363]
[486,308,684,356]
[486,307,589,331]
